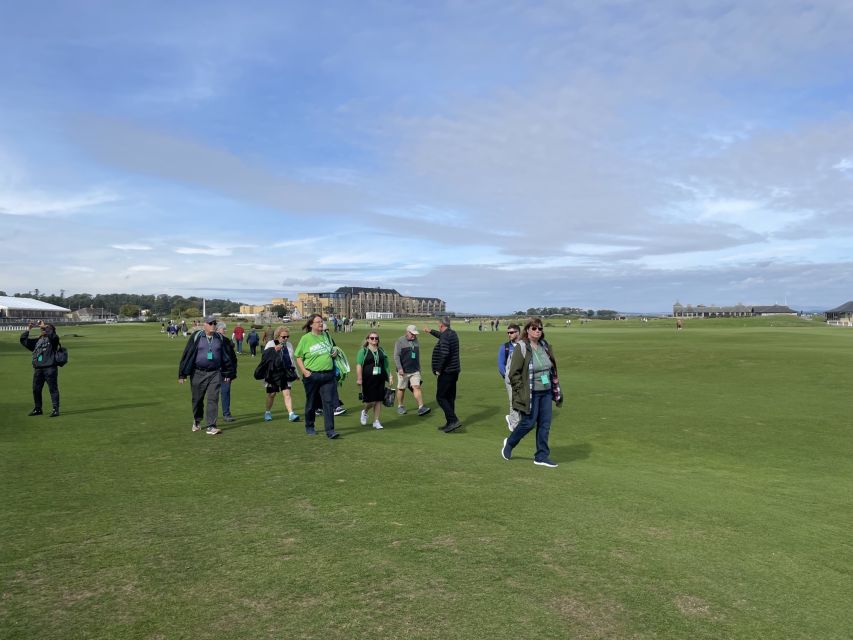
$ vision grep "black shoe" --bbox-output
[327,431,340,439]
[442,420,462,433]
[222,415,235,423]
[28,408,43,416]
[49,409,60,418]
[437,423,448,431]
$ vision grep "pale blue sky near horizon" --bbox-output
[2,1,852,313]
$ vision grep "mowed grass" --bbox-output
[1,318,851,639]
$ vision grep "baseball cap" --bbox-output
[405,324,419,335]
[203,315,216,324]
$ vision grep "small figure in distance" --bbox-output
[20,320,62,417]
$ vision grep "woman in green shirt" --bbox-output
[294,314,341,439]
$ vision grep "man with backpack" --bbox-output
[497,323,521,431]
[20,320,65,417]
[178,315,236,435]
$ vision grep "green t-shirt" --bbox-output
[294,332,335,372]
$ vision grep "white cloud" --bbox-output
[111,243,152,251]
[0,188,118,216]
[127,265,169,272]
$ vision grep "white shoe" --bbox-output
[360,410,368,426]
[372,420,384,430]
[505,414,515,432]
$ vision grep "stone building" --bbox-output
[292,287,444,319]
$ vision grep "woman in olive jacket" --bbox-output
[501,317,560,468]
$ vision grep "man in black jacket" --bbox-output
[20,320,62,417]
[423,316,462,432]
[178,315,236,435]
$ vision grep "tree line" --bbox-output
[514,307,620,319]
[1,291,244,318]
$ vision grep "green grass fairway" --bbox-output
[1,319,851,639]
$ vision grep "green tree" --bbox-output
[119,304,141,318]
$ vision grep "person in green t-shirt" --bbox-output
[294,313,341,439]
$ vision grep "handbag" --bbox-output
[55,346,69,367]
[383,387,395,407]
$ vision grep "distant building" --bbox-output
[0,296,71,321]
[239,304,268,315]
[293,287,445,319]
[673,302,797,318]
[73,307,118,322]
[825,301,853,326]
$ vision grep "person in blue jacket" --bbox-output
[497,323,521,431]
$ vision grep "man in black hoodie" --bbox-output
[423,316,462,433]
[20,320,62,417]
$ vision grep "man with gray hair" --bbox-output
[423,316,462,432]
[178,315,236,435]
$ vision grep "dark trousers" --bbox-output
[191,369,221,427]
[435,371,459,424]
[302,370,336,434]
[249,343,258,356]
[506,390,553,462]
[220,379,232,417]
[33,366,60,410]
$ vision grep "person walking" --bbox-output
[247,328,260,356]
[216,322,239,422]
[356,331,392,429]
[294,313,341,439]
[501,317,563,468]
[178,315,236,435]
[20,320,63,417]
[261,326,301,423]
[233,323,245,354]
[497,323,522,432]
[392,324,430,416]
[423,316,462,432]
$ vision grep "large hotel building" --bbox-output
[241,287,445,319]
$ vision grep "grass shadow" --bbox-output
[549,442,592,462]
[61,401,160,415]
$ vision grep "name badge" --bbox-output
[38,355,43,362]
[411,352,416,359]
[207,352,214,361]
[540,373,550,385]
[372,366,381,375]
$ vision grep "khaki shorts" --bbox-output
[396,371,422,390]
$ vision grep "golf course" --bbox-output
[1,317,850,639]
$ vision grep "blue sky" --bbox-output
[2,1,852,313]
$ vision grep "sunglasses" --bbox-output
[368,336,379,340]
[507,330,518,335]
[529,326,543,332]
[281,335,289,339]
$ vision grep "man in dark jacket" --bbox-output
[20,321,62,417]
[178,315,236,435]
[423,316,462,432]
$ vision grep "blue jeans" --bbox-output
[236,339,243,354]
[506,389,552,462]
[220,379,231,417]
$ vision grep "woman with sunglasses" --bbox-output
[497,323,522,432]
[261,326,300,423]
[294,313,341,438]
[501,317,560,468]
[356,332,392,429]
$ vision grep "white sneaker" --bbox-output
[505,415,515,432]
[360,410,368,426]
[372,420,384,430]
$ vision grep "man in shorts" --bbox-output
[393,325,430,416]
